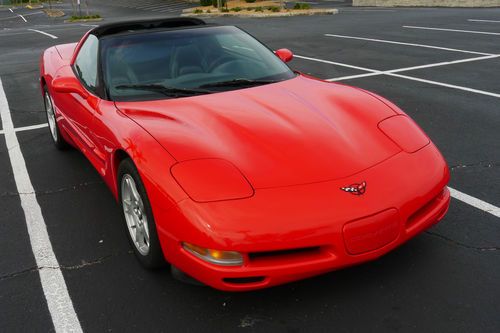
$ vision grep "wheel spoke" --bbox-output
[143,227,150,247]
[130,183,141,202]
[135,224,143,244]
[45,92,57,142]
[123,199,133,213]
[121,174,150,256]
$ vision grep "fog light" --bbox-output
[182,242,244,266]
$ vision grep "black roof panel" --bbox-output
[90,17,206,38]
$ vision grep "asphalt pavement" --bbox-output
[0,1,499,332]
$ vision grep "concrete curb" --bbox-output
[353,0,500,7]
[182,8,338,18]
[64,18,103,23]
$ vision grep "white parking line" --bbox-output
[0,123,49,135]
[326,54,500,81]
[403,25,500,36]
[1,123,50,135]
[296,53,500,92]
[0,79,82,331]
[16,123,48,133]
[295,54,382,74]
[296,53,500,98]
[449,188,500,218]
[0,11,43,21]
[468,19,500,23]
[324,34,493,56]
[27,29,58,39]
[9,8,13,13]
[388,73,500,99]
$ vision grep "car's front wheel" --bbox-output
[118,158,165,269]
[43,86,68,150]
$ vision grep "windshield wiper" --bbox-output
[199,79,279,89]
[115,84,213,97]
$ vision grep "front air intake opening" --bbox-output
[407,189,446,229]
[248,246,322,261]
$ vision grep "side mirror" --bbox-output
[52,75,89,99]
[275,48,293,63]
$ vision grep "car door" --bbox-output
[61,34,106,170]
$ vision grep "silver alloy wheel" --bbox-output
[121,174,150,256]
[45,92,58,142]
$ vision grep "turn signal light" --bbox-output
[182,242,244,266]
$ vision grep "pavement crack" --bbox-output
[450,161,500,171]
[36,180,104,196]
[0,251,133,282]
[0,266,38,282]
[0,180,104,197]
[58,254,116,270]
[425,231,500,252]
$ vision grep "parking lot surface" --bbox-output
[0,1,499,332]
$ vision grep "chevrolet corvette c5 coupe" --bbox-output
[39,18,450,291]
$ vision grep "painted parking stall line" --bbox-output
[403,25,500,36]
[27,29,58,39]
[295,54,382,74]
[324,34,494,56]
[297,52,500,98]
[0,123,49,135]
[0,78,82,332]
[0,123,48,134]
[0,11,43,22]
[387,73,500,99]
[14,123,49,133]
[449,188,500,218]
[326,54,500,81]
[468,19,500,23]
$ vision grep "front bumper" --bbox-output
[155,143,450,291]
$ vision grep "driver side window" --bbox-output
[74,34,99,91]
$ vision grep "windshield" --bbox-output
[100,26,296,101]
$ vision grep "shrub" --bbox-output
[200,0,212,6]
[231,7,242,12]
[194,9,203,13]
[221,8,230,12]
[270,6,281,12]
[293,3,311,9]
[254,6,263,11]
[69,14,101,21]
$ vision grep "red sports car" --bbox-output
[40,18,450,291]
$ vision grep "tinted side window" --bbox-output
[74,35,99,91]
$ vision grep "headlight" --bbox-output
[171,158,254,202]
[182,242,244,266]
[378,115,430,153]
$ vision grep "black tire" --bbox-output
[118,158,166,269]
[43,86,69,150]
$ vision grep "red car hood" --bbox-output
[115,75,401,188]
